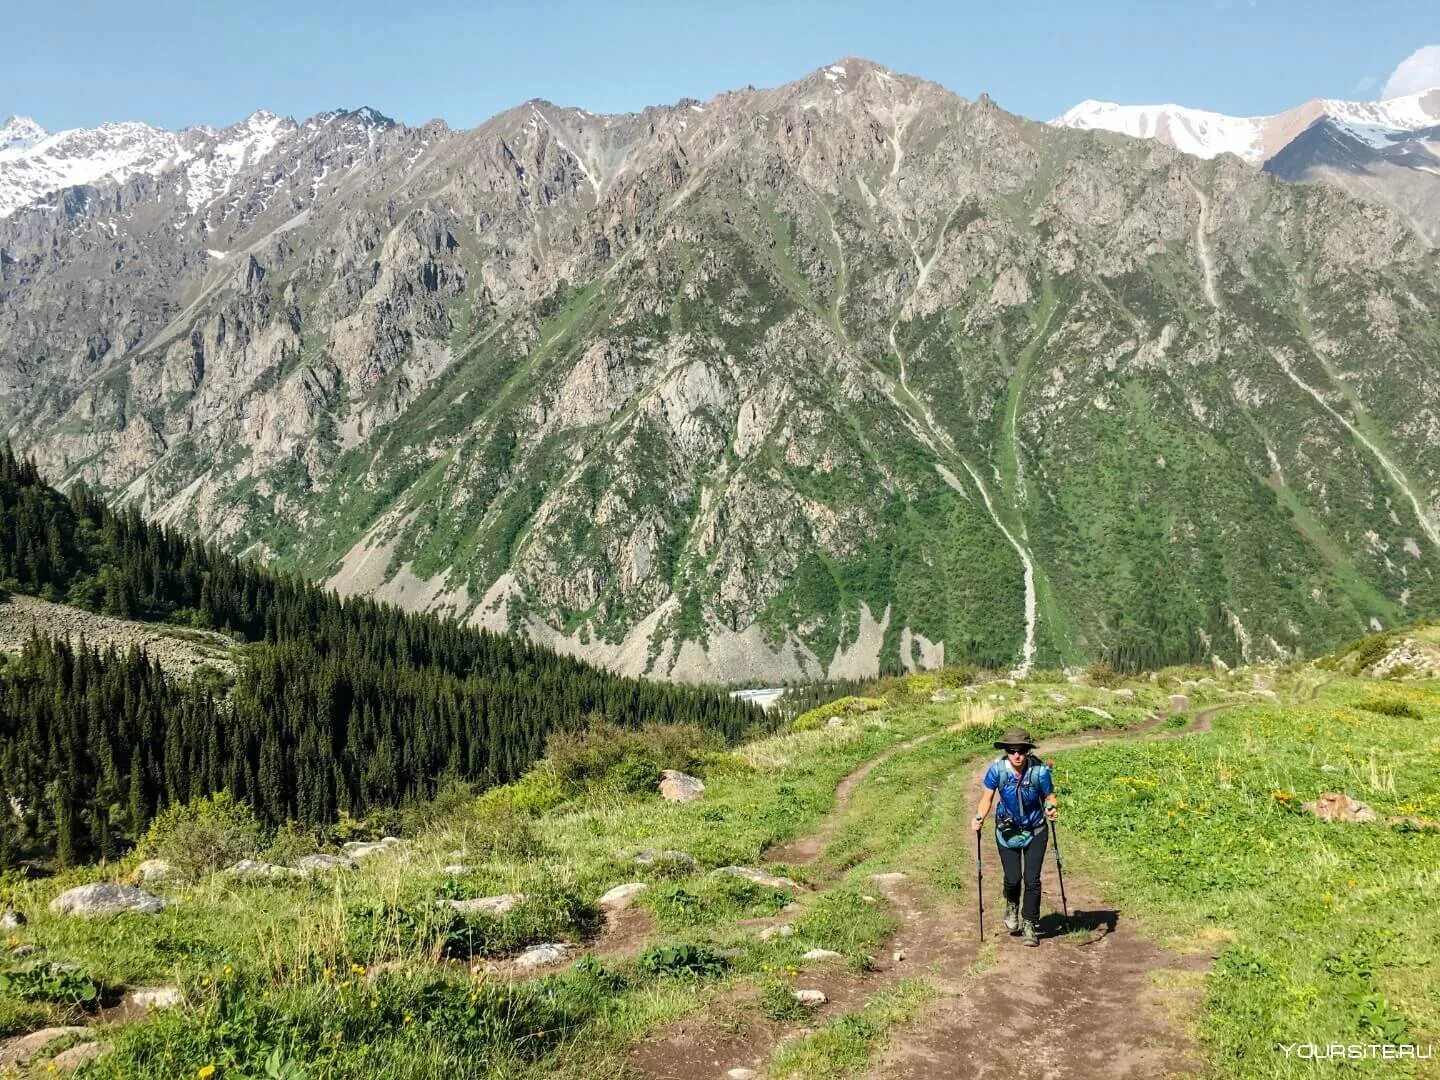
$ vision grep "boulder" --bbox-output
[0,909,25,929]
[869,871,908,885]
[801,948,842,962]
[224,859,303,880]
[659,770,705,803]
[1049,693,1069,705]
[343,837,406,861]
[50,1040,112,1073]
[757,924,793,940]
[448,893,524,917]
[1387,815,1440,831]
[1168,694,1190,713]
[1112,688,1135,699]
[297,854,356,874]
[714,866,799,891]
[513,943,570,970]
[135,859,178,885]
[49,883,166,917]
[1303,792,1377,824]
[793,989,827,1006]
[126,986,183,1010]
[597,883,648,910]
[1078,706,1113,721]
[633,849,699,870]
[0,1026,89,1066]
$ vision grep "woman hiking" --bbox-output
[971,726,1057,946]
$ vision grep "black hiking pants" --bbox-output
[997,824,1048,922]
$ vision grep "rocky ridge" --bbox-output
[3,60,1440,680]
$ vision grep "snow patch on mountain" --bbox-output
[0,110,300,219]
[1054,100,1264,160]
[1053,88,1440,165]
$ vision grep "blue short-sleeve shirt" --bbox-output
[983,756,1053,830]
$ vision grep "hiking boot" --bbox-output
[1003,900,1020,933]
[1021,918,1039,947]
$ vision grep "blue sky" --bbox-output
[5,1,1440,132]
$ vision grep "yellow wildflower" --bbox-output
[198,1066,217,1080]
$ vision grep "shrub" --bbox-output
[264,821,324,867]
[348,880,599,963]
[759,976,814,1020]
[141,792,262,881]
[545,721,716,793]
[936,664,980,688]
[0,961,99,1006]
[1085,659,1121,688]
[791,697,884,733]
[638,943,729,979]
[1355,695,1420,719]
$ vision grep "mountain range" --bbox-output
[1054,88,1440,242]
[3,59,1439,681]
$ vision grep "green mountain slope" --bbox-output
[4,60,1438,678]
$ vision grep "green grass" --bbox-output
[5,662,1433,1077]
[769,979,935,1077]
[1054,676,1440,1078]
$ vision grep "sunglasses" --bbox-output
[1003,746,1029,755]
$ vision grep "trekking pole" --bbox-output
[975,828,985,941]
[1046,760,1070,921]
[1050,817,1069,920]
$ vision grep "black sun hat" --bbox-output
[993,726,1036,751]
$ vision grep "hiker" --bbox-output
[971,726,1057,946]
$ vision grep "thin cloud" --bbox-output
[1351,75,1378,95]
[1381,45,1440,99]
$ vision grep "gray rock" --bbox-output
[125,986,183,1010]
[513,943,571,970]
[297,854,356,874]
[134,858,178,885]
[448,893,524,917]
[869,871,908,885]
[1112,689,1136,699]
[1303,792,1378,824]
[0,1026,89,1066]
[49,883,166,917]
[757,924,794,940]
[801,948,842,962]
[597,882,648,910]
[793,989,828,1006]
[224,859,303,880]
[727,1070,758,1080]
[658,769,705,803]
[442,864,473,875]
[50,1040,113,1073]
[342,838,405,861]
[0,909,24,929]
[713,866,799,890]
[1168,694,1190,713]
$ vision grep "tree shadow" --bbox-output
[1039,908,1117,944]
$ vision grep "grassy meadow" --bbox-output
[0,656,1436,1078]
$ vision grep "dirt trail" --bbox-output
[869,704,1233,1080]
[631,701,1237,1079]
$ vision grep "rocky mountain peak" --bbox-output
[0,116,47,154]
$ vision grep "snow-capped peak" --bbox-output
[0,110,305,219]
[1052,87,1440,165]
[0,118,185,217]
[1054,99,1265,161]
[0,116,47,155]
